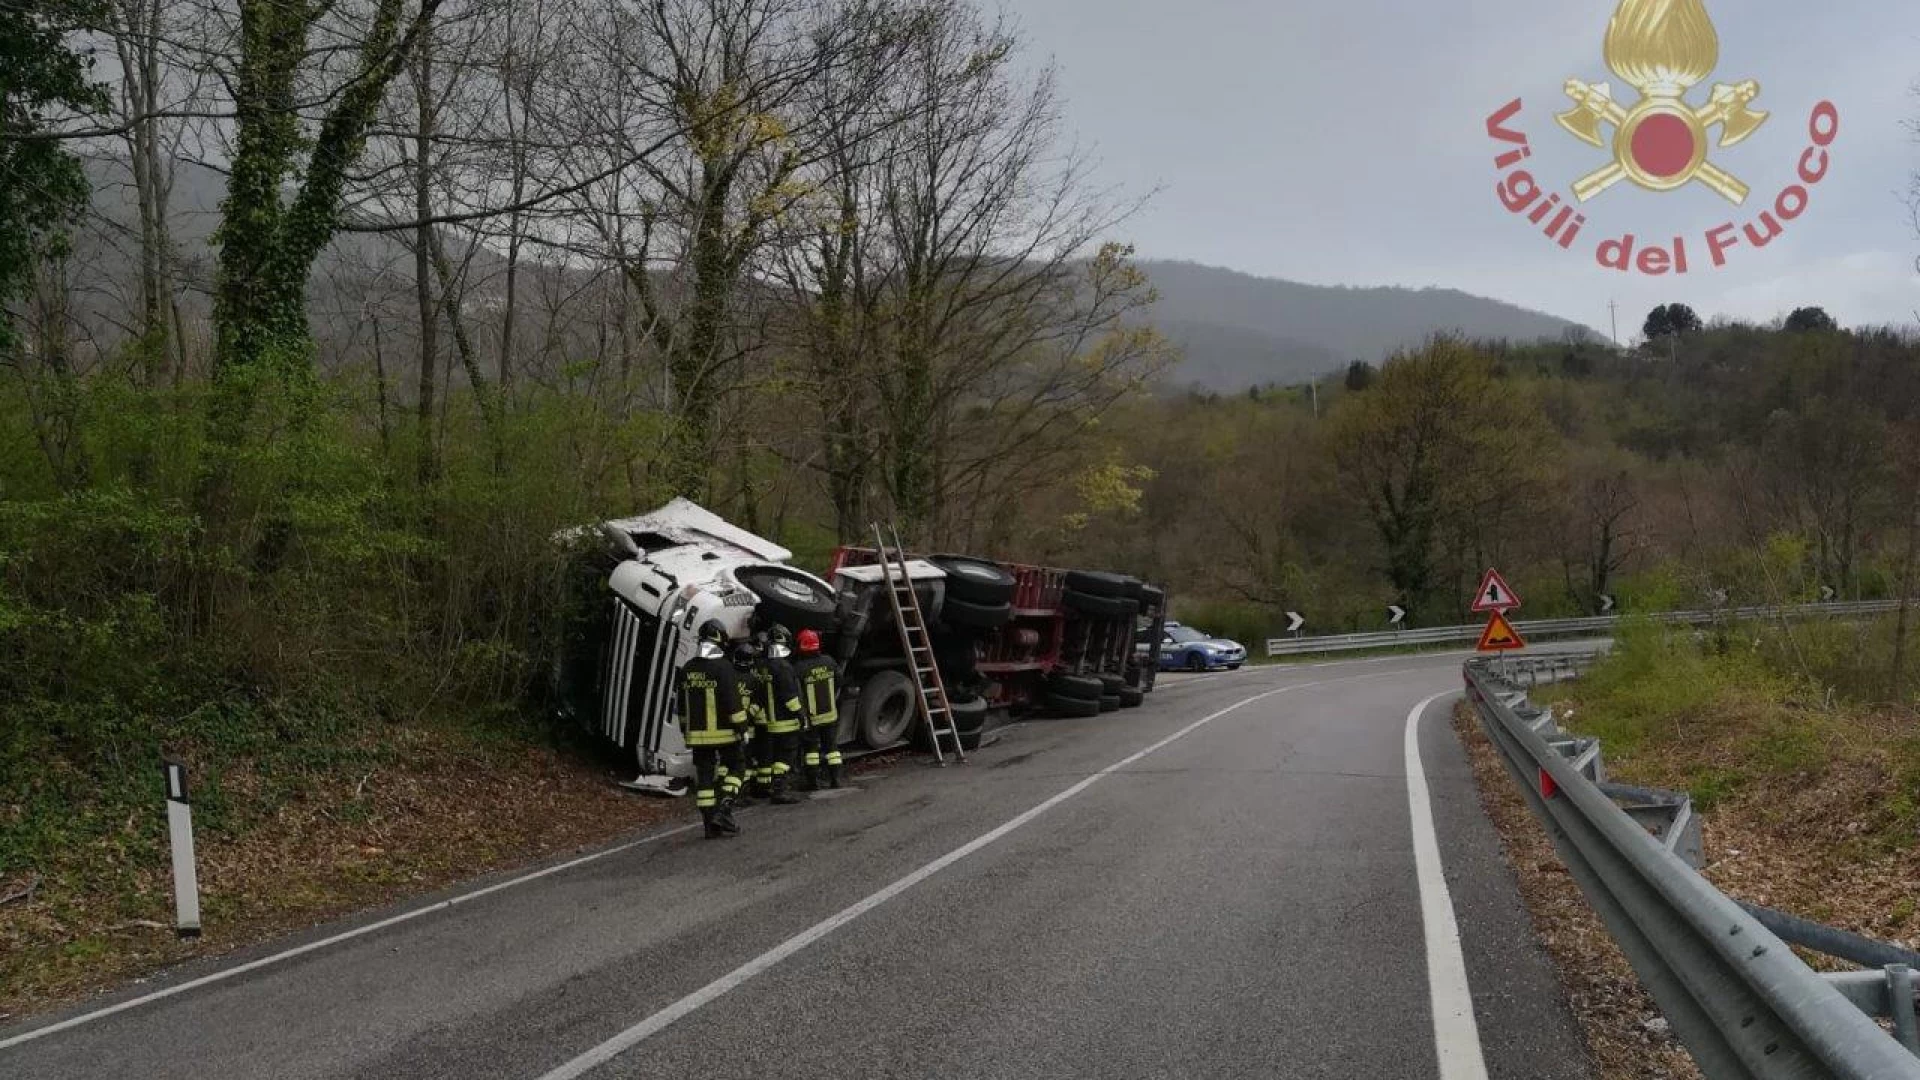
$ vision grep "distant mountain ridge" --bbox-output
[1137,259,1594,390]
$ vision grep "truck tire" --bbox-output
[1117,687,1144,708]
[912,693,988,751]
[1047,672,1104,702]
[1063,570,1132,599]
[929,555,1016,606]
[854,669,916,749]
[950,693,990,731]
[1118,576,1145,602]
[1139,584,1166,611]
[1063,589,1137,619]
[1044,692,1102,718]
[956,703,1003,751]
[1098,673,1124,695]
[940,596,1013,630]
[1098,694,1120,713]
[734,566,839,632]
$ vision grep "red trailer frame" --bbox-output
[828,546,1157,713]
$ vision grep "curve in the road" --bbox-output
[2,653,1595,1080]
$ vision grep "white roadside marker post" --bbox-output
[163,760,201,939]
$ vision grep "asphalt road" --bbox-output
[1,652,1595,1080]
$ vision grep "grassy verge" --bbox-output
[1535,620,1920,862]
[0,718,679,1025]
[1456,617,1920,1079]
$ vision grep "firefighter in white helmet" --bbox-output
[740,620,806,805]
[676,620,747,837]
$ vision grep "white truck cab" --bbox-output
[556,498,841,794]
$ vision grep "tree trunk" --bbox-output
[372,316,392,453]
[209,0,307,406]
[501,223,521,395]
[812,196,870,542]
[27,250,91,491]
[412,36,439,488]
[199,0,439,551]
[890,266,935,540]
[427,230,504,471]
[499,25,527,396]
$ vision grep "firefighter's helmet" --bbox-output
[696,619,728,661]
[764,622,793,659]
[796,628,822,655]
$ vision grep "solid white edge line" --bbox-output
[1405,691,1490,1080]
[0,822,701,1051]
[531,679,1325,1080]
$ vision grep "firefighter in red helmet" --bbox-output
[790,627,844,790]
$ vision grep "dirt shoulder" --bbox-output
[1,727,682,1025]
[1452,702,1703,1080]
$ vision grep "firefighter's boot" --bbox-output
[794,763,819,793]
[713,800,742,836]
[701,809,732,839]
[825,763,843,789]
[768,774,803,805]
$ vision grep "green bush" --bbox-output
[1569,614,1790,757]
[0,373,655,897]
[1169,599,1273,651]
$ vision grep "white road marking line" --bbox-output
[1404,691,1489,1080]
[532,679,1329,1080]
[0,822,700,1051]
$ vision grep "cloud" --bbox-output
[1712,249,1920,328]
[1006,0,1920,331]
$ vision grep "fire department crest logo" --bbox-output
[1485,0,1839,276]
[1555,0,1767,204]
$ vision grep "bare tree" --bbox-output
[99,0,211,385]
[1559,447,1644,613]
[844,0,1158,544]
[555,0,907,499]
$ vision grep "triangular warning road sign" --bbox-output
[1477,611,1527,652]
[1471,568,1522,613]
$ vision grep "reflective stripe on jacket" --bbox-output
[792,654,840,728]
[749,656,806,734]
[678,656,745,746]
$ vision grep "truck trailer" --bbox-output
[551,500,1168,793]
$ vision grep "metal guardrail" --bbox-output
[1465,654,1920,1078]
[1267,599,1905,657]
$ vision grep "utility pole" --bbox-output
[1608,300,1619,347]
[1309,378,1319,418]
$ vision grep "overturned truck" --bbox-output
[550,500,1168,793]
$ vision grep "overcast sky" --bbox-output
[1004,0,1920,340]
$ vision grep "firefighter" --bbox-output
[742,624,806,805]
[790,628,843,791]
[677,620,746,838]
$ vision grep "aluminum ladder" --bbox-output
[872,523,966,765]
